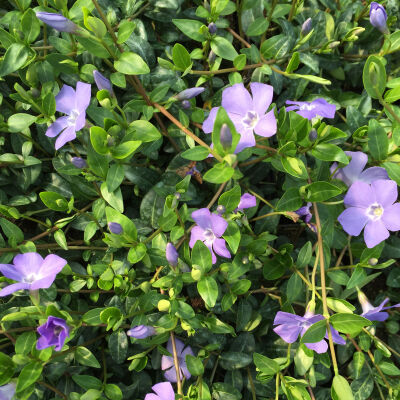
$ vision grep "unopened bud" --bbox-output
[71,157,87,168]
[175,87,205,101]
[329,41,340,49]
[370,2,389,34]
[30,88,40,98]
[93,70,113,94]
[181,100,191,109]
[216,205,226,215]
[208,22,217,34]
[368,258,378,266]
[108,222,123,234]
[208,50,216,64]
[309,129,318,141]
[166,243,179,267]
[220,123,232,150]
[158,299,170,312]
[242,256,249,264]
[301,18,312,36]
[36,12,78,33]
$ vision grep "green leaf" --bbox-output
[246,17,269,36]
[192,240,212,273]
[233,54,246,70]
[253,352,279,375]
[0,217,24,243]
[101,183,124,213]
[114,52,150,75]
[286,52,300,74]
[332,375,354,400]
[181,146,210,161]
[368,119,388,160]
[290,73,331,85]
[16,361,43,392]
[218,186,241,212]
[39,191,68,211]
[42,92,56,116]
[276,187,302,211]
[54,229,68,250]
[15,331,36,355]
[350,377,373,400]
[75,346,101,368]
[203,163,234,183]
[0,43,29,77]
[384,85,400,103]
[383,162,400,185]
[223,221,241,253]
[281,156,308,179]
[172,43,192,71]
[210,37,238,61]
[330,313,371,336]
[109,331,128,364]
[326,298,355,313]
[72,375,103,391]
[90,126,109,155]
[127,243,147,264]
[105,384,123,400]
[106,163,125,192]
[172,19,205,42]
[311,143,349,164]
[111,140,141,159]
[186,355,205,376]
[220,352,253,370]
[0,352,15,385]
[105,206,136,240]
[8,113,36,133]
[21,8,40,43]
[301,319,327,344]
[77,36,110,58]
[363,55,386,99]
[305,181,342,202]
[130,120,161,142]
[82,308,103,325]
[197,276,218,307]
[117,20,136,44]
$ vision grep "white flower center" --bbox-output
[242,110,259,129]
[299,103,316,111]
[203,228,215,241]
[67,109,80,126]
[23,273,39,284]
[366,202,384,221]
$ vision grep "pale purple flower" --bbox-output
[46,82,91,150]
[370,2,389,34]
[0,382,16,400]
[285,98,336,120]
[295,202,312,223]
[93,70,113,94]
[203,83,277,153]
[175,87,205,101]
[359,292,400,322]
[145,382,175,400]
[273,311,345,353]
[208,22,217,34]
[189,208,230,264]
[71,157,87,168]
[161,338,194,382]
[237,194,256,211]
[0,253,67,297]
[331,151,388,187]
[37,316,69,351]
[166,243,179,267]
[108,222,123,234]
[301,18,312,35]
[127,325,156,339]
[36,12,78,33]
[338,180,400,248]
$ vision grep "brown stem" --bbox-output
[170,331,183,395]
[227,27,251,49]
[38,381,67,400]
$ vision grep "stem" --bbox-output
[288,0,297,21]
[38,381,67,400]
[376,90,400,125]
[170,332,183,395]
[275,373,280,400]
[247,368,257,400]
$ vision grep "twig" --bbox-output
[170,331,183,395]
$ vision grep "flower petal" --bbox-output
[55,85,76,114]
[13,252,43,276]
[237,194,257,210]
[250,82,273,116]
[191,208,212,230]
[344,181,375,208]
[329,327,346,345]
[213,238,231,259]
[45,116,69,138]
[161,355,174,372]
[0,282,30,297]
[55,126,76,150]
[359,167,388,184]
[254,110,277,138]
[221,83,252,116]
[210,213,228,237]
[305,340,328,353]
[152,382,175,400]
[382,203,400,231]
[273,324,302,343]
[311,98,336,118]
[0,264,23,281]
[74,110,87,132]
[30,275,57,290]
[75,82,92,112]
[273,311,305,325]
[372,179,398,207]
[339,151,368,185]
[337,207,369,236]
[364,219,389,248]
[145,394,161,400]
[189,226,205,248]
[39,254,67,278]
[202,107,219,133]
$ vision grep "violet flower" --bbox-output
[36,12,78,33]
[301,18,312,35]
[127,325,156,339]
[370,2,389,34]
[285,98,336,120]
[0,382,16,400]
[0,253,67,297]
[37,316,69,351]
[203,83,277,153]
[108,222,123,234]
[237,194,256,211]
[189,208,230,264]
[166,243,179,267]
[295,202,312,223]
[331,151,388,187]
[273,311,345,353]
[145,382,175,400]
[161,338,194,382]
[175,87,205,101]
[359,292,400,322]
[71,157,87,169]
[46,82,91,150]
[93,70,113,94]
[338,179,400,248]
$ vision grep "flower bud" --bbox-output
[369,2,389,34]
[36,12,78,33]
[242,256,249,264]
[216,205,226,215]
[301,18,312,36]
[368,258,378,266]
[308,129,318,141]
[166,243,179,267]
[93,70,113,94]
[71,157,87,169]
[181,100,191,109]
[208,22,217,34]
[127,325,156,339]
[175,87,205,101]
[329,41,340,49]
[220,123,232,150]
[158,299,170,312]
[208,50,216,64]
[108,222,123,234]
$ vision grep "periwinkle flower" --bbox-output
[273,311,345,353]
[93,70,113,94]
[301,18,312,35]
[71,157,87,169]
[127,325,156,339]
[189,208,230,264]
[166,243,179,267]
[0,253,67,297]
[46,82,91,150]
[175,87,205,101]
[359,292,400,322]
[161,338,194,382]
[145,382,175,400]
[0,382,16,400]
[237,194,256,211]
[208,22,217,34]
[370,2,389,34]
[338,180,400,248]
[295,202,312,223]
[36,12,78,33]
[285,98,336,120]
[108,222,123,234]
[37,316,69,351]
[203,83,277,153]
[331,151,388,187]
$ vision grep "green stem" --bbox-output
[376,90,400,125]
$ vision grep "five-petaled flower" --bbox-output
[273,311,345,353]
[145,382,175,400]
[161,338,194,382]
[358,292,400,322]
[338,179,400,248]
[46,82,91,150]
[127,325,156,339]
[189,208,230,264]
[285,98,336,120]
[331,151,388,187]
[36,12,78,33]
[203,83,277,153]
[0,253,67,297]
[37,316,70,351]
[369,2,389,34]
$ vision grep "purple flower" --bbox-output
[46,82,91,150]
[301,18,312,35]
[338,180,400,248]
[37,316,69,351]
[93,70,113,94]
[285,98,336,120]
[71,157,87,169]
[127,325,156,339]
[273,311,345,354]
[175,87,205,101]
[36,12,78,33]
[203,83,277,153]
[331,151,388,187]
[108,222,123,234]
[370,2,389,34]
[189,208,230,264]
[208,22,217,34]
[295,202,312,223]
[359,292,400,322]
[237,194,256,211]
[161,338,194,382]
[0,382,16,400]
[166,243,179,267]
[0,253,67,297]
[145,382,175,400]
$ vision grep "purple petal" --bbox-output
[371,179,398,207]
[382,203,400,231]
[250,82,273,116]
[337,151,368,185]
[167,337,185,356]
[344,181,375,208]
[359,167,388,184]
[161,355,174,372]
[212,238,231,259]
[181,345,194,358]
[273,324,302,343]
[145,394,161,400]
[191,208,212,230]
[55,85,76,114]
[237,194,257,210]
[202,107,219,133]
[55,126,76,150]
[45,116,69,138]
[337,207,369,236]
[75,82,91,112]
[166,243,179,266]
[36,12,77,33]
[364,220,389,248]
[254,110,277,138]
[273,311,305,325]
[329,326,346,345]
[0,282,30,296]
[189,226,205,248]
[311,98,336,118]
[93,70,113,93]
[30,275,57,290]
[13,252,44,276]
[305,340,328,353]
[152,382,175,400]
[0,264,24,281]
[235,128,256,153]
[221,83,252,116]
[74,110,87,132]
[210,213,228,237]
[363,310,389,321]
[39,254,67,278]
[180,364,191,380]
